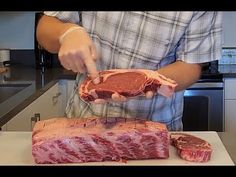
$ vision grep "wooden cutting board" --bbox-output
[0,131,234,165]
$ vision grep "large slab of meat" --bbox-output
[170,133,212,162]
[79,69,177,102]
[32,117,169,164]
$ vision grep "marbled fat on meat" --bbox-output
[170,133,212,162]
[32,117,169,164]
[79,69,177,102]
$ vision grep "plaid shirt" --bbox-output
[44,11,222,131]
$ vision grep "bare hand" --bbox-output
[145,91,154,99]
[58,27,100,84]
[92,91,154,104]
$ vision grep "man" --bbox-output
[36,11,222,130]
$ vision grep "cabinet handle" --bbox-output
[52,92,62,105]
[31,116,37,130]
[34,113,41,121]
[31,113,41,130]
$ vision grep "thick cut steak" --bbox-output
[79,69,177,102]
[170,133,212,162]
[32,117,169,164]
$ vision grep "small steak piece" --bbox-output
[79,69,177,102]
[32,117,169,164]
[170,133,212,163]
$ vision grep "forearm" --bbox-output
[36,15,79,53]
[157,60,202,92]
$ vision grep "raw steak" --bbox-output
[170,133,212,162]
[79,69,177,102]
[32,117,169,164]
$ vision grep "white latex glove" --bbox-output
[58,26,100,84]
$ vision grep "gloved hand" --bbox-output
[93,91,154,104]
[58,26,100,84]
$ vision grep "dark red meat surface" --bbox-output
[79,69,177,102]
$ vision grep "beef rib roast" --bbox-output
[79,69,177,102]
[170,133,212,162]
[32,117,169,164]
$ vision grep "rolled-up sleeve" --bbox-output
[44,11,81,24]
[176,11,222,63]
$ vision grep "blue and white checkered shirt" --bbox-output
[44,11,222,131]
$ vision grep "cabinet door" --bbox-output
[7,82,64,131]
[0,124,7,131]
[7,103,34,131]
[35,83,63,121]
[37,80,75,119]
[225,100,236,132]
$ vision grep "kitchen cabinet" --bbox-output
[6,82,62,131]
[5,79,75,131]
[0,124,7,131]
[224,78,236,132]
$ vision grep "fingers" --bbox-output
[93,92,127,104]
[111,93,127,102]
[59,48,96,76]
[59,51,83,73]
[83,54,100,84]
[74,58,86,73]
[60,59,71,71]
[93,92,154,105]
[58,28,100,84]
[145,91,154,99]
[64,45,100,84]
[93,99,107,104]
[80,43,100,84]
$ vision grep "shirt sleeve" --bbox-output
[176,11,222,64]
[43,11,81,24]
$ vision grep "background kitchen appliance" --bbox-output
[183,78,224,132]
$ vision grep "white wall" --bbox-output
[223,11,236,47]
[0,11,236,49]
[0,12,35,49]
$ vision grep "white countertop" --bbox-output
[0,131,234,166]
[0,132,33,165]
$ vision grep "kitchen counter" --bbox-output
[0,131,234,165]
[0,64,76,127]
[218,132,236,164]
